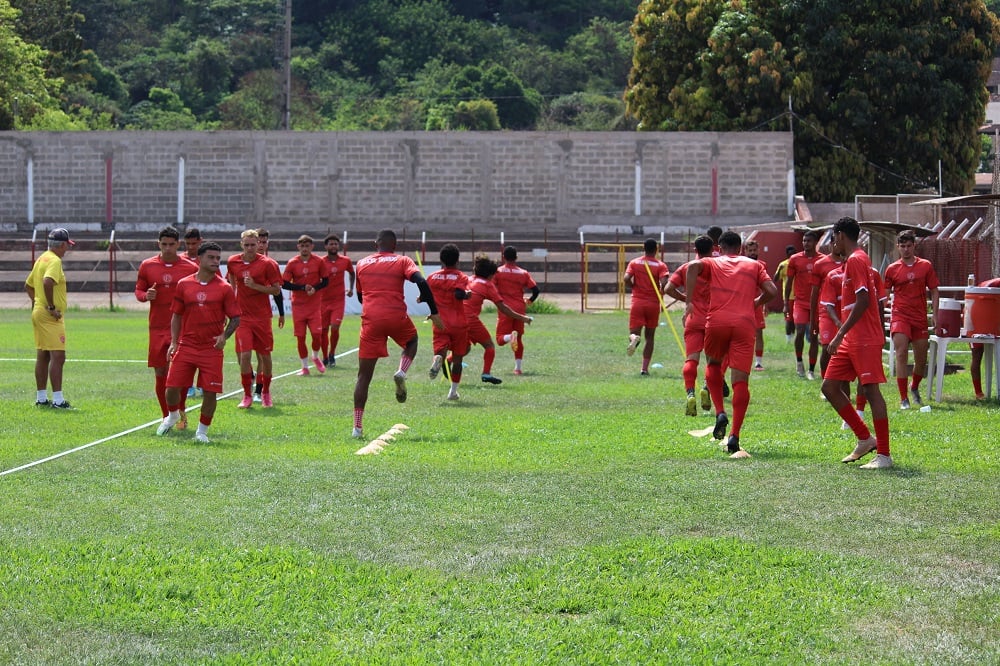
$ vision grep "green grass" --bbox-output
[0,308,997,664]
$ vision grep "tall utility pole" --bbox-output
[281,0,292,130]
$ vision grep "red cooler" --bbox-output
[963,287,1000,336]
[936,298,963,337]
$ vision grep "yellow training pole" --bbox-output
[644,260,685,356]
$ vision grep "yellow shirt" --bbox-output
[25,250,68,312]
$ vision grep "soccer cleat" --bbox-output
[297,368,310,377]
[328,356,336,368]
[512,368,523,376]
[754,363,764,371]
[394,370,408,403]
[841,437,877,463]
[352,427,365,439]
[640,370,649,376]
[51,401,72,409]
[510,331,520,354]
[261,393,273,408]
[156,414,179,436]
[806,371,815,381]
[685,393,697,417]
[976,392,986,401]
[252,393,262,404]
[900,399,910,410]
[447,389,460,400]
[481,373,502,385]
[626,333,640,356]
[725,434,740,454]
[313,356,326,374]
[796,361,805,378]
[909,388,923,406]
[238,395,253,409]
[194,432,210,444]
[700,387,710,412]
[35,399,50,407]
[859,453,893,470]
[177,413,188,430]
[429,354,443,380]
[713,412,729,440]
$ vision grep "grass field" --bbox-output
[0,306,997,664]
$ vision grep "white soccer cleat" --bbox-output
[351,427,365,440]
[194,432,210,444]
[393,370,408,403]
[447,389,460,400]
[429,354,443,379]
[859,453,893,470]
[156,414,180,436]
[626,333,640,356]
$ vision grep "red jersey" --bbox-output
[135,254,198,329]
[810,254,841,290]
[227,252,282,322]
[355,252,420,319]
[427,267,470,329]
[884,257,939,326]
[625,256,669,307]
[171,273,240,349]
[322,254,355,306]
[819,265,845,323]
[840,249,883,345]
[493,262,536,315]
[786,251,819,302]
[700,255,772,328]
[282,254,330,312]
[669,261,710,328]
[465,276,504,322]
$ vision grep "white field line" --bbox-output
[0,347,360,478]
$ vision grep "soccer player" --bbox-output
[774,244,796,342]
[227,229,283,408]
[970,277,1000,399]
[465,254,534,385]
[684,231,778,457]
[135,226,198,423]
[282,235,330,376]
[665,235,715,416]
[623,238,670,375]
[884,230,940,409]
[25,228,75,409]
[155,242,241,443]
[320,234,355,367]
[252,228,285,401]
[426,244,471,400]
[493,246,539,375]
[822,217,893,469]
[784,230,820,378]
[816,250,846,379]
[352,229,443,439]
[809,247,844,377]
[182,227,202,261]
[743,239,767,370]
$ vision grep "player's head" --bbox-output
[158,226,180,242]
[184,227,202,255]
[197,241,222,272]
[324,233,341,254]
[643,238,658,255]
[157,226,180,257]
[718,231,742,254]
[503,245,518,261]
[297,235,314,255]
[802,229,819,252]
[693,235,714,258]
[240,229,260,254]
[198,240,220,256]
[473,254,498,279]
[744,239,759,258]
[831,217,861,253]
[896,230,916,259]
[785,244,796,258]
[439,243,460,268]
[376,229,397,252]
[706,226,723,243]
[256,228,270,253]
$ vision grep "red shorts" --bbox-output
[818,318,839,346]
[148,328,171,368]
[496,312,526,341]
[889,319,929,341]
[704,324,754,374]
[684,325,706,357]
[754,305,766,330]
[792,301,811,326]
[629,301,660,330]
[322,301,346,328]
[166,345,224,393]
[433,323,470,357]
[359,313,418,359]
[235,317,274,354]
[468,318,492,347]
[292,308,323,338]
[824,342,886,385]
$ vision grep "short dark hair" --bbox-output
[832,217,861,242]
[376,229,397,250]
[785,244,796,256]
[643,238,658,254]
[719,231,742,252]
[802,230,819,241]
[897,230,916,244]
[158,226,180,241]
[439,243,460,267]
[693,235,714,257]
[706,226,723,242]
[324,233,341,245]
[503,245,517,261]
[256,228,270,239]
[184,228,201,240]
[473,254,498,279]
[198,241,221,256]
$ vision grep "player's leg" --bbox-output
[793,323,807,376]
[353,357,377,437]
[891,331,911,407]
[34,348,50,403]
[329,320,342,366]
[909,329,929,404]
[320,308,332,363]
[971,343,986,399]
[237,350,254,408]
[308,314,326,373]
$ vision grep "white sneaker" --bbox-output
[393,370,407,403]
[627,334,640,356]
[796,362,805,378]
[252,393,262,403]
[447,389,460,400]
[194,432,210,444]
[156,414,180,436]
[806,370,815,381]
[352,427,365,440]
[859,453,893,469]
[429,354,443,379]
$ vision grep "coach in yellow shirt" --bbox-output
[25,228,74,408]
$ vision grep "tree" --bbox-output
[625,0,1000,200]
[0,0,65,129]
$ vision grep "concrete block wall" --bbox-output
[0,131,792,235]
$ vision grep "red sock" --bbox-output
[856,392,867,411]
[910,373,922,391]
[682,360,698,391]
[897,377,908,400]
[354,408,364,429]
[241,372,253,395]
[155,374,168,417]
[330,329,340,355]
[179,392,188,412]
[514,336,524,360]
[972,376,984,395]
[398,355,413,373]
[483,346,496,374]
[706,364,725,414]
[320,329,329,358]
[873,417,890,456]
[730,380,749,437]
[199,413,213,427]
[837,404,871,440]
[641,356,651,372]
[297,337,308,358]
[262,374,272,393]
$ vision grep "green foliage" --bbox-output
[539,92,630,131]
[122,87,198,130]
[0,0,66,130]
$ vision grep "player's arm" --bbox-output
[168,312,182,358]
[808,283,821,333]
[756,279,778,308]
[683,260,703,321]
[310,277,330,293]
[135,269,151,302]
[25,282,35,304]
[829,288,870,355]
[411,273,444,329]
[347,267,356,296]
[216,315,240,350]
[928,286,939,330]
[527,285,539,303]
[496,300,532,324]
[783,264,794,310]
[623,271,634,289]
[664,282,685,303]
[454,288,471,300]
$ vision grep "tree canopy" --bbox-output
[626,0,1000,200]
